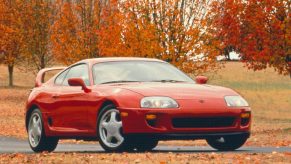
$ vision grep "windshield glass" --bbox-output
[92,61,194,84]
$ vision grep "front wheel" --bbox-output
[133,138,158,152]
[206,135,248,151]
[97,105,132,152]
[28,109,59,152]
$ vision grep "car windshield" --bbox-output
[92,61,194,85]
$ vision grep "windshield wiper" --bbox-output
[100,80,141,84]
[150,80,187,83]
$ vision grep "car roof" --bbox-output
[78,57,165,64]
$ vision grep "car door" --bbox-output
[49,64,92,132]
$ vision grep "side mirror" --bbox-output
[195,76,208,84]
[68,78,91,93]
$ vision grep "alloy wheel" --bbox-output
[28,113,42,147]
[99,109,124,148]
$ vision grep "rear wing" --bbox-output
[35,67,66,87]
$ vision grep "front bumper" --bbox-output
[118,105,251,135]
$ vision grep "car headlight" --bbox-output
[225,96,249,107]
[141,97,179,108]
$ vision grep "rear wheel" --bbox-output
[28,109,58,152]
[133,138,158,152]
[97,105,132,152]
[206,135,248,151]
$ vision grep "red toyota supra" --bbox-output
[25,57,251,152]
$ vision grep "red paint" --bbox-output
[195,76,208,84]
[68,78,91,93]
[25,57,251,139]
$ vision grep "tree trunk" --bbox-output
[41,55,45,69]
[8,64,14,87]
[224,47,231,61]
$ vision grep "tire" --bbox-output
[27,109,59,152]
[133,138,158,152]
[97,104,133,152]
[206,135,248,151]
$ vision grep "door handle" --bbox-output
[52,95,59,99]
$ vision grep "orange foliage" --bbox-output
[51,2,82,65]
[0,0,23,86]
[97,0,125,57]
[51,0,221,74]
[120,0,221,74]
[1,0,55,81]
[211,0,291,74]
[15,0,56,72]
[0,0,22,64]
[51,0,123,65]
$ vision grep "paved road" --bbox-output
[0,137,290,154]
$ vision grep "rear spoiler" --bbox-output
[35,67,66,87]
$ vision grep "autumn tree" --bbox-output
[51,0,123,65]
[51,1,81,65]
[116,0,162,58]
[20,0,55,71]
[51,0,221,74]
[97,0,125,57]
[212,0,291,74]
[120,0,222,74]
[0,0,23,86]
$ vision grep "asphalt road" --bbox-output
[0,136,290,154]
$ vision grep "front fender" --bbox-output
[95,87,144,109]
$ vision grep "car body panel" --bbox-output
[25,57,251,140]
[113,83,237,99]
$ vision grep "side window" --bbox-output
[55,69,70,85]
[62,64,90,86]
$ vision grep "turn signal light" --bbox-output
[241,112,250,118]
[146,114,157,120]
[120,112,128,117]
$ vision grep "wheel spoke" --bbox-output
[33,117,37,125]
[36,118,41,127]
[109,112,117,123]
[101,121,109,129]
[32,127,38,139]
[36,127,41,136]
[29,129,34,137]
[106,134,113,143]
[115,121,122,128]
[114,133,123,143]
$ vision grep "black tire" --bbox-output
[97,104,133,152]
[27,109,59,152]
[133,138,158,152]
[206,135,248,151]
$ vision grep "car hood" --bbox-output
[113,83,238,100]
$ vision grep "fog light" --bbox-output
[146,114,157,120]
[120,112,128,117]
[241,112,250,126]
[241,112,250,118]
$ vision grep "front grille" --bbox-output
[172,117,235,128]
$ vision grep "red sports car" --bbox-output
[25,57,251,152]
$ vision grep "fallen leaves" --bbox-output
[0,88,27,139]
